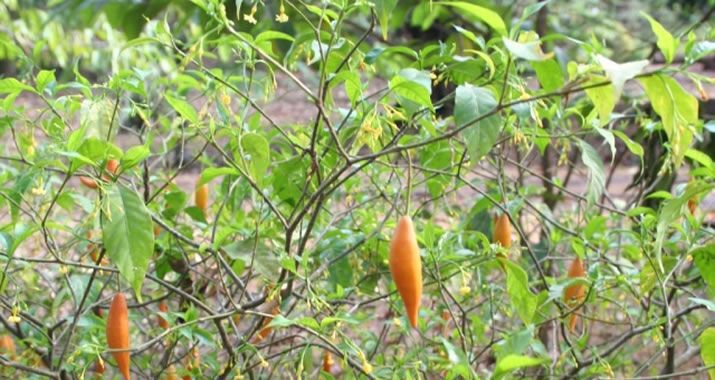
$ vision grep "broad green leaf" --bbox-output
[80,99,119,140]
[691,245,715,290]
[454,84,501,164]
[330,71,362,105]
[199,167,239,186]
[437,2,507,36]
[374,0,398,41]
[639,74,698,167]
[654,183,713,270]
[121,145,150,169]
[165,94,198,124]
[613,130,644,166]
[642,13,678,63]
[494,354,548,379]
[240,133,271,186]
[585,77,615,125]
[494,326,534,361]
[578,140,605,204]
[36,70,56,93]
[102,184,154,300]
[504,260,537,325]
[0,78,33,94]
[700,328,715,379]
[531,58,564,92]
[685,148,713,168]
[389,68,433,111]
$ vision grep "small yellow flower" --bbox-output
[31,183,46,196]
[357,350,373,374]
[275,2,289,23]
[220,93,231,107]
[244,4,258,24]
[8,306,21,323]
[459,285,471,296]
[393,317,402,328]
[260,359,269,368]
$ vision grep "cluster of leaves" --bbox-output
[0,0,714,379]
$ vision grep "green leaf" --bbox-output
[504,260,537,325]
[640,256,677,294]
[638,75,698,167]
[691,245,715,290]
[531,58,564,92]
[437,2,507,36]
[255,30,295,44]
[577,140,605,204]
[494,326,534,361]
[687,41,715,63]
[613,130,644,164]
[654,183,714,270]
[80,99,119,140]
[165,94,198,124]
[198,167,239,187]
[36,70,56,93]
[685,148,713,168]
[642,13,678,63]
[690,297,715,312]
[121,145,150,169]
[330,71,362,105]
[389,69,433,110]
[699,328,715,380]
[454,84,501,164]
[494,354,548,379]
[102,184,154,300]
[374,0,398,41]
[240,133,271,186]
[266,315,293,329]
[585,77,615,125]
[0,78,33,94]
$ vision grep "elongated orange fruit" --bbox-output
[195,183,209,211]
[493,213,512,248]
[389,215,422,328]
[80,176,99,189]
[322,351,334,372]
[253,305,280,343]
[103,159,120,181]
[688,197,697,215]
[158,301,169,329]
[564,258,586,332]
[106,293,131,379]
[80,160,120,189]
[0,335,16,356]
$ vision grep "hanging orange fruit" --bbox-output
[389,215,422,328]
